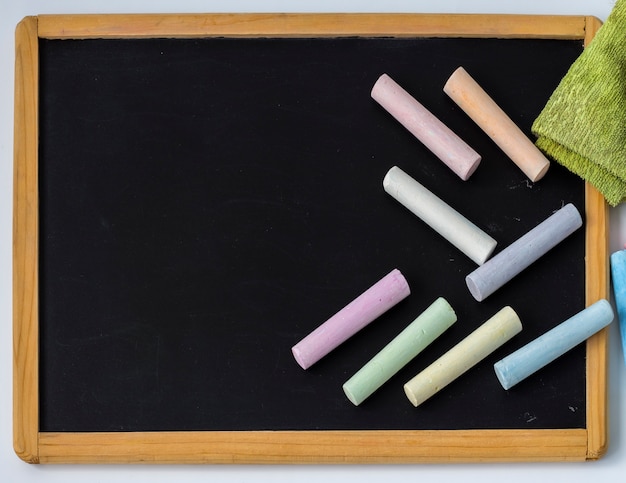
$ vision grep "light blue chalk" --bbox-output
[610,250,626,366]
[494,299,613,390]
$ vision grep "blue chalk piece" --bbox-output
[494,299,613,390]
[611,250,626,366]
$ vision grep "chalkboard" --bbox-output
[14,13,609,464]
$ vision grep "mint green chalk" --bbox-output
[342,297,457,406]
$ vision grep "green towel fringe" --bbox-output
[532,0,626,206]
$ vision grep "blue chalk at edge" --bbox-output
[610,250,626,366]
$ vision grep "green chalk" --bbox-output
[342,297,457,406]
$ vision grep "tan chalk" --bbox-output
[443,67,550,182]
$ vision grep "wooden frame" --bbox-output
[13,13,608,464]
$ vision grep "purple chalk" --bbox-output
[292,269,411,369]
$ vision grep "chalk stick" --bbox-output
[371,73,481,180]
[292,269,411,370]
[404,306,522,407]
[494,299,613,390]
[443,67,550,182]
[610,250,626,366]
[465,203,582,302]
[343,297,457,406]
[383,166,497,265]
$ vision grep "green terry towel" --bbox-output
[532,0,626,206]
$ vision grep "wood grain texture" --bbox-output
[36,13,587,39]
[37,429,589,464]
[13,16,40,464]
[13,12,607,464]
[584,184,610,459]
[582,16,609,461]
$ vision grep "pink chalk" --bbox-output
[371,73,481,180]
[292,269,411,369]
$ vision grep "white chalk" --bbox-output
[404,306,522,407]
[494,299,613,390]
[292,269,411,370]
[372,73,481,180]
[383,166,497,265]
[465,203,583,302]
[343,297,457,406]
[443,67,550,182]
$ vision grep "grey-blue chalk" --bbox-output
[465,203,582,302]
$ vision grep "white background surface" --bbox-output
[1,1,625,481]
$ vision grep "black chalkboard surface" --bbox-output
[38,35,586,432]
[14,14,608,463]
